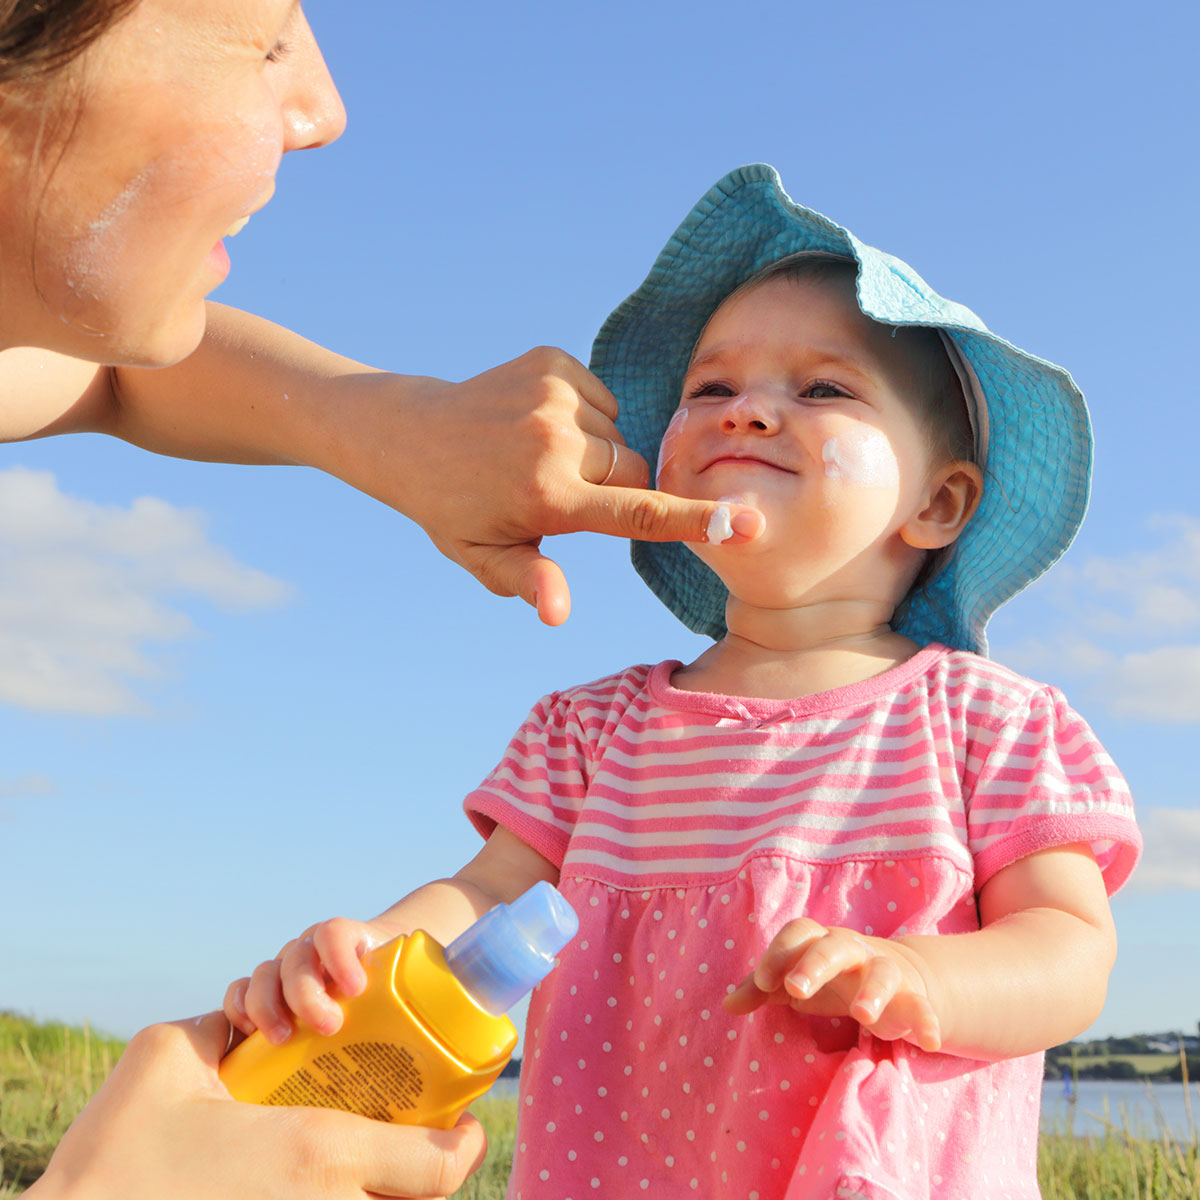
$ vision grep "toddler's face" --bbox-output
[657,273,946,610]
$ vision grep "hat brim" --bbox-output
[589,164,1091,656]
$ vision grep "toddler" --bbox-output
[226,165,1140,1200]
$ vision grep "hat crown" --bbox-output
[591,165,1091,657]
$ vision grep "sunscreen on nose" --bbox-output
[219,882,578,1129]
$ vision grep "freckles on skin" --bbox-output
[656,408,689,485]
[821,428,900,488]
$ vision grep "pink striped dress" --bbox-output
[465,644,1140,1200]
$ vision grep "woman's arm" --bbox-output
[2,304,762,623]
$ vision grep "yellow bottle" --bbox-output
[219,881,578,1129]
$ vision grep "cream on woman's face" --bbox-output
[2,0,345,364]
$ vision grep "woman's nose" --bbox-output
[280,13,348,153]
[720,393,778,434]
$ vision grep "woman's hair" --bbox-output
[0,0,140,84]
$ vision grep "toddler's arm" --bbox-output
[726,843,1116,1061]
[224,826,558,1045]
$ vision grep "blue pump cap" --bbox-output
[443,881,579,1015]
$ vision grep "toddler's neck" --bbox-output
[672,625,923,701]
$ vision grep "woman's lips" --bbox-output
[206,239,231,277]
[205,213,255,279]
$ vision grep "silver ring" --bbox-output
[599,438,619,486]
[225,1017,237,1055]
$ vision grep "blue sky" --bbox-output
[2,0,1197,1045]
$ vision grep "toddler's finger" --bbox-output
[751,918,829,992]
[722,972,773,1014]
[281,935,345,1037]
[311,918,374,998]
[222,977,257,1037]
[847,955,903,1026]
[906,997,942,1053]
[244,958,294,1046]
[784,928,871,1000]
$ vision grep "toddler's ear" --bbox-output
[900,461,983,550]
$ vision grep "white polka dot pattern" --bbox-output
[467,652,1136,1197]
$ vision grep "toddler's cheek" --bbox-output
[820,428,900,488]
[656,408,690,486]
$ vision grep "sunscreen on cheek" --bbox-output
[656,408,689,485]
[219,882,578,1129]
[821,429,900,488]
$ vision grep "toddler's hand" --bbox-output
[223,917,390,1047]
[723,919,942,1052]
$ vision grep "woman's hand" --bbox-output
[28,1011,486,1200]
[10,314,764,625]
[319,347,763,625]
[723,919,943,1052]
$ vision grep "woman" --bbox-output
[2,1,762,1196]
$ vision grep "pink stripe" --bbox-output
[463,651,1139,892]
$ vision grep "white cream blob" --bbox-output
[821,429,900,488]
[656,408,689,484]
[706,504,734,544]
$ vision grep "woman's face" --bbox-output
[2,0,346,365]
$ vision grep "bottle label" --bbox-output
[261,1041,425,1122]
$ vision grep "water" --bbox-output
[1041,1078,1198,1142]
[489,1076,1199,1142]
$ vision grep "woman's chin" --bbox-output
[112,304,209,368]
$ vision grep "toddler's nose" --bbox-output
[720,393,778,434]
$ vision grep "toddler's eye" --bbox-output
[685,381,738,400]
[802,381,849,401]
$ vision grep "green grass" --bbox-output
[1039,1110,1199,1200]
[1065,1053,1181,1077]
[449,1094,518,1200]
[2,1013,1196,1199]
[0,1012,125,1196]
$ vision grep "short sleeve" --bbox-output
[963,685,1141,893]
[463,690,593,870]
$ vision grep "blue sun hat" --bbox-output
[589,163,1092,657]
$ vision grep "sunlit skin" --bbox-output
[0,1,766,629]
[0,0,346,366]
[228,273,1116,1071]
[656,273,982,697]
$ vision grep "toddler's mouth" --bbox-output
[703,453,793,474]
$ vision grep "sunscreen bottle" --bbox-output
[219,881,578,1129]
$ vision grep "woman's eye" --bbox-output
[265,40,292,64]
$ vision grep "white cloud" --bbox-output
[999,514,1200,723]
[1126,806,1200,892]
[0,468,290,716]
[1054,513,1200,639]
[0,772,54,800]
[1105,647,1200,724]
